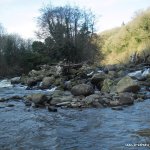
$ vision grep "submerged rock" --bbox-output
[48,106,57,112]
[136,129,150,137]
[111,106,123,110]
[0,98,7,102]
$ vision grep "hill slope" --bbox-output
[100,8,150,64]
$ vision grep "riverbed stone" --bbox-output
[71,84,94,96]
[101,79,114,93]
[82,94,100,105]
[41,76,55,89]
[118,92,134,105]
[26,93,48,106]
[109,92,134,106]
[111,106,123,110]
[82,94,103,107]
[48,106,57,112]
[91,72,106,85]
[11,77,20,84]
[0,98,7,102]
[50,90,74,105]
[51,95,74,105]
[28,69,39,77]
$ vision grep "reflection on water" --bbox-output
[0,80,150,150]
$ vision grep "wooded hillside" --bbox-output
[100,8,150,64]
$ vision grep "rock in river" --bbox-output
[26,93,48,106]
[71,84,94,96]
[41,76,55,89]
[11,77,20,84]
[91,72,106,85]
[109,92,134,106]
[116,76,140,93]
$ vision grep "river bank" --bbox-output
[1,62,150,111]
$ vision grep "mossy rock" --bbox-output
[101,79,114,92]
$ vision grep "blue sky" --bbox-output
[0,0,150,39]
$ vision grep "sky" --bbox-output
[0,0,150,39]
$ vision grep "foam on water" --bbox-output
[46,87,57,92]
[0,79,12,88]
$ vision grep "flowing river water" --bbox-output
[0,79,150,150]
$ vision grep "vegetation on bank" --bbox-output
[0,5,102,77]
[0,5,150,76]
[0,29,49,77]
[100,8,150,64]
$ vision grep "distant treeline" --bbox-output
[0,5,102,77]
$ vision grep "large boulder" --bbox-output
[116,76,140,93]
[26,93,48,106]
[71,84,94,96]
[41,76,55,89]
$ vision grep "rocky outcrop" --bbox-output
[71,84,94,96]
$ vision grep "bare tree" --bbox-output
[36,5,99,63]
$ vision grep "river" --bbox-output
[0,79,150,150]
